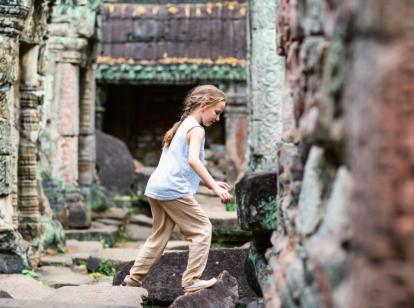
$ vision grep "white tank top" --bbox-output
[144,116,205,200]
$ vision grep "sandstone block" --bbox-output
[67,202,91,229]
[296,146,335,237]
[235,172,277,232]
[96,130,135,195]
[45,285,148,307]
[169,271,238,308]
[0,274,53,300]
[0,254,26,274]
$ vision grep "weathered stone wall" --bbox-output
[241,0,414,307]
[261,0,354,306]
[0,0,49,271]
[0,0,102,272]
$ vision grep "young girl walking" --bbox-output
[122,85,233,293]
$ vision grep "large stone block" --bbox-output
[296,146,335,237]
[170,271,239,308]
[96,130,135,195]
[66,202,91,229]
[265,234,322,308]
[235,172,277,232]
[0,253,26,274]
[113,248,257,304]
[305,167,352,293]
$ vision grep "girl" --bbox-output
[122,85,233,293]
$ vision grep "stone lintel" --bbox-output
[96,63,247,84]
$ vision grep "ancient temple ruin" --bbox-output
[1,0,413,307]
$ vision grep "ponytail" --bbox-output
[162,121,182,148]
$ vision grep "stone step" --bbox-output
[72,248,140,270]
[114,240,189,251]
[64,226,118,247]
[45,285,147,307]
[0,299,134,308]
[95,218,124,226]
[66,239,103,253]
[0,275,54,300]
[39,254,73,267]
[37,266,95,288]
[92,208,129,221]
[128,214,152,227]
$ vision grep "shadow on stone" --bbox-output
[0,291,12,299]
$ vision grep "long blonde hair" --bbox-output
[162,85,226,148]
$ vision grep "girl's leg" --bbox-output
[125,198,175,286]
[160,196,212,287]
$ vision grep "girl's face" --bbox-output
[201,100,226,127]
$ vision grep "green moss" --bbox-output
[259,197,277,230]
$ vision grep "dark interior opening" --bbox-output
[100,84,225,166]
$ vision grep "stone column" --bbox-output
[223,82,248,182]
[78,65,96,193]
[247,0,285,172]
[44,0,101,228]
[18,44,43,240]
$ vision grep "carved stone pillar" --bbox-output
[18,44,43,240]
[247,0,285,172]
[78,65,96,191]
[223,82,248,182]
[45,1,99,227]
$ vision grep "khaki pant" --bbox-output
[126,196,212,287]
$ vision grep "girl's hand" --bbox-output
[217,181,231,191]
[207,181,231,191]
[212,183,232,204]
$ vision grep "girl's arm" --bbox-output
[187,127,232,203]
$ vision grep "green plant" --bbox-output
[89,272,103,281]
[98,259,116,276]
[100,237,111,248]
[22,269,39,278]
[56,246,65,254]
[225,202,236,212]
